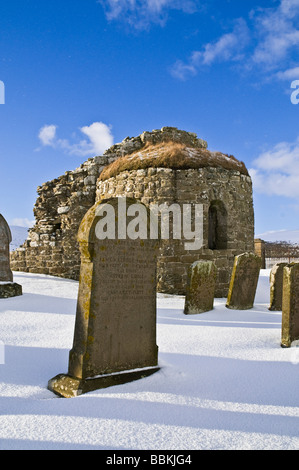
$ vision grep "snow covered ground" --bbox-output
[0,269,298,450]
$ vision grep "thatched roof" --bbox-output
[99,142,249,181]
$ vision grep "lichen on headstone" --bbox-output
[184,260,217,314]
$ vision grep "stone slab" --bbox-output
[184,260,217,314]
[269,263,288,311]
[49,197,160,395]
[281,263,299,348]
[0,214,13,282]
[226,252,261,310]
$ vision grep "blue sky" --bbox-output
[0,0,299,239]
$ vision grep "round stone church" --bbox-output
[96,128,254,297]
[11,127,254,297]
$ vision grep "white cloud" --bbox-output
[171,19,249,80]
[276,66,299,80]
[99,0,199,29]
[38,124,57,146]
[251,0,299,68]
[37,122,114,157]
[80,122,114,155]
[171,0,299,80]
[10,218,35,228]
[256,228,299,243]
[249,137,299,199]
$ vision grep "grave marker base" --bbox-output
[48,366,160,398]
[0,282,22,299]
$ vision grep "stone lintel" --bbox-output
[48,367,160,398]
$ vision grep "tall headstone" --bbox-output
[254,238,266,269]
[226,253,261,310]
[281,263,299,348]
[184,261,217,315]
[48,198,160,397]
[269,263,288,311]
[0,214,22,298]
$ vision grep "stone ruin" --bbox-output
[0,214,22,298]
[11,126,255,297]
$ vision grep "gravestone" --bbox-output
[269,263,288,311]
[0,214,22,298]
[226,253,261,310]
[281,263,299,348]
[184,261,217,315]
[48,197,160,397]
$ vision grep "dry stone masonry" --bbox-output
[48,197,159,397]
[11,127,255,297]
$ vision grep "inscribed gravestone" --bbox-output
[184,261,217,315]
[0,214,22,298]
[0,214,13,282]
[226,253,261,310]
[281,263,299,348]
[269,263,288,311]
[48,197,159,397]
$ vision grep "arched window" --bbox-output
[208,200,227,250]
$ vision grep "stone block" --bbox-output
[281,263,299,348]
[48,197,160,397]
[226,253,261,310]
[184,260,217,314]
[269,263,288,311]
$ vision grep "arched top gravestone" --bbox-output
[226,252,261,310]
[269,263,288,311]
[0,214,13,282]
[0,214,22,298]
[281,263,299,348]
[48,197,160,397]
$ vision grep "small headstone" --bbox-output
[48,197,160,397]
[184,261,217,315]
[0,214,22,298]
[269,263,288,311]
[281,263,299,348]
[226,253,261,310]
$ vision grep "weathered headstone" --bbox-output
[48,198,160,397]
[0,214,22,298]
[184,261,217,315]
[281,263,299,348]
[269,263,288,311]
[226,253,261,310]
